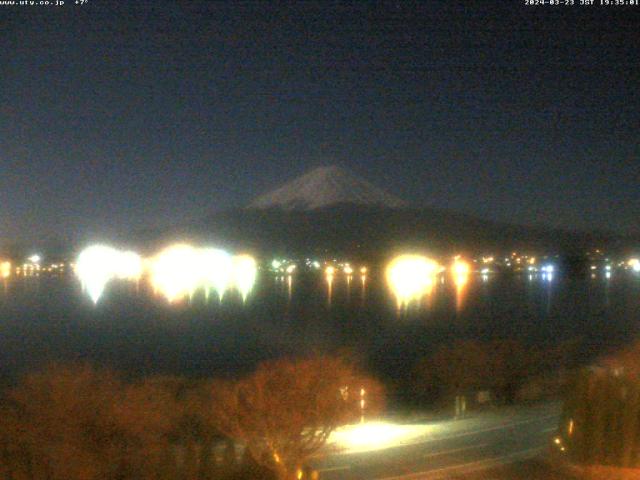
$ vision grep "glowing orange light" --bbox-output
[325,267,334,305]
[0,261,11,279]
[386,254,439,309]
[451,258,470,311]
[451,259,470,285]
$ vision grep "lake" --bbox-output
[0,269,638,387]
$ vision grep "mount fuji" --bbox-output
[248,165,407,210]
[137,166,630,256]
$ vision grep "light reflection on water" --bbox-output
[1,270,637,312]
[0,272,640,316]
[326,272,334,306]
[0,272,638,382]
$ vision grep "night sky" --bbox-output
[1,1,639,245]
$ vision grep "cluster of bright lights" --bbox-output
[285,264,296,274]
[386,254,440,309]
[149,245,202,302]
[149,246,257,303]
[271,259,297,275]
[76,245,142,303]
[304,258,321,270]
[147,246,256,303]
[628,258,640,273]
[76,244,256,304]
[272,258,325,274]
[498,252,542,270]
[323,262,366,277]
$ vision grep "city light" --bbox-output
[149,245,254,303]
[451,258,470,311]
[114,251,143,281]
[451,258,470,285]
[386,254,440,309]
[325,266,335,305]
[0,261,11,279]
[233,254,257,302]
[150,244,201,302]
[76,245,141,303]
[199,248,234,300]
[628,258,640,272]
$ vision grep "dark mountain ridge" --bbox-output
[133,166,637,258]
[136,203,635,259]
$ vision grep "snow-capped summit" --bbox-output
[248,165,408,210]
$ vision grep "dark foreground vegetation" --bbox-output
[559,341,640,472]
[412,339,579,407]
[0,337,602,480]
[0,356,382,480]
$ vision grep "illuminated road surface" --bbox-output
[312,402,561,479]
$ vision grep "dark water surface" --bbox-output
[0,272,638,384]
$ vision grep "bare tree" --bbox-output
[211,355,383,480]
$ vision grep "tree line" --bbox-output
[0,356,383,480]
[0,337,580,480]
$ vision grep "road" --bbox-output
[310,402,561,479]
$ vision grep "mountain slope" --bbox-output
[136,168,636,257]
[248,165,408,210]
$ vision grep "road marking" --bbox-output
[433,413,558,442]
[375,446,545,480]
[422,442,490,459]
[541,426,558,434]
[317,465,350,473]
